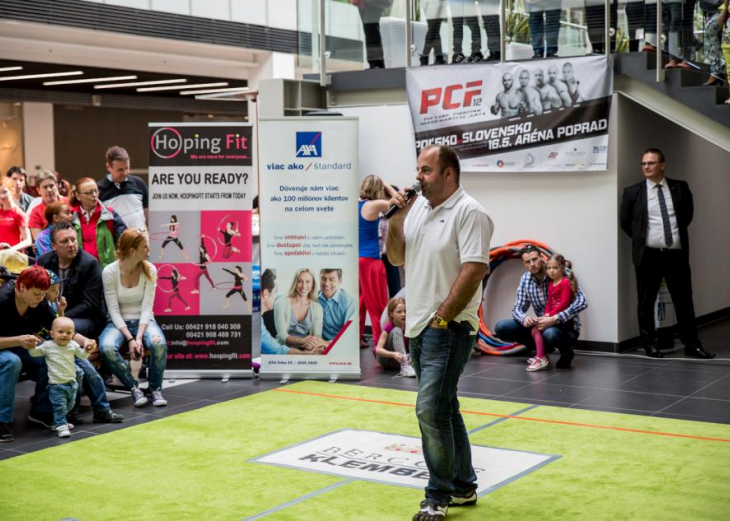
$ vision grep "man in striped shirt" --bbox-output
[494,245,587,369]
[97,146,148,233]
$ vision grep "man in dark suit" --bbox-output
[620,149,714,359]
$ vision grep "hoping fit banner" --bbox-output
[259,118,360,380]
[148,123,254,377]
[406,55,613,171]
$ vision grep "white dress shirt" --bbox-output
[645,178,681,249]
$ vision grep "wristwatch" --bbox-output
[432,315,448,327]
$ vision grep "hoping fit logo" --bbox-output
[296,132,322,157]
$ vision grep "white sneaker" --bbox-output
[151,390,168,407]
[527,357,549,372]
[52,422,74,431]
[414,501,448,520]
[401,365,416,378]
[55,424,71,438]
[131,387,148,407]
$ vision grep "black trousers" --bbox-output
[452,16,481,55]
[357,5,386,63]
[636,248,698,347]
[585,0,618,53]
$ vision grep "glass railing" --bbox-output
[299,1,716,84]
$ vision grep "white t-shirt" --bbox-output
[404,186,493,338]
[102,260,158,329]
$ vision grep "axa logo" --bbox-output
[420,81,483,114]
[296,132,322,157]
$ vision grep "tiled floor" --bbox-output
[1,318,728,459]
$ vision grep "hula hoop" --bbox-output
[155,263,178,294]
[217,214,240,246]
[148,231,171,242]
[191,234,218,266]
[214,282,241,291]
[477,240,555,356]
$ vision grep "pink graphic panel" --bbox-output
[200,210,252,263]
[153,263,200,316]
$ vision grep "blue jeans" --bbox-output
[99,320,167,391]
[0,348,52,423]
[75,358,111,413]
[49,381,77,428]
[410,321,478,505]
[529,9,561,56]
[494,319,578,360]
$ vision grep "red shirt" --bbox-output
[73,204,116,261]
[29,196,68,230]
[545,278,573,317]
[0,206,27,247]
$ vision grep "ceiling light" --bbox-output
[44,75,138,86]
[137,82,229,93]
[0,71,84,82]
[95,79,188,89]
[0,66,23,73]
[181,87,250,95]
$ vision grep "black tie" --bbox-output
[656,184,673,247]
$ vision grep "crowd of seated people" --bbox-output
[0,146,162,444]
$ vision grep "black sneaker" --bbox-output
[0,423,14,443]
[451,53,466,64]
[434,55,447,65]
[556,355,573,369]
[93,410,124,424]
[467,52,484,63]
[449,490,477,506]
[27,410,53,429]
[67,406,84,425]
[413,500,448,521]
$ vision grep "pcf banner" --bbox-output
[259,118,360,380]
[148,122,254,378]
[406,55,613,171]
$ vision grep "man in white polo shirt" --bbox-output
[387,145,493,521]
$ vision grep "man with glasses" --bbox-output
[620,149,714,359]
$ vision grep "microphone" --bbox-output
[384,182,422,219]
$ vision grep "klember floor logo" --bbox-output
[253,429,559,493]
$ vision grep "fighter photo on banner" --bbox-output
[148,123,254,376]
[406,55,613,171]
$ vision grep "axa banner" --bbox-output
[254,429,558,492]
[406,55,613,171]
[258,118,360,379]
[148,122,254,377]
